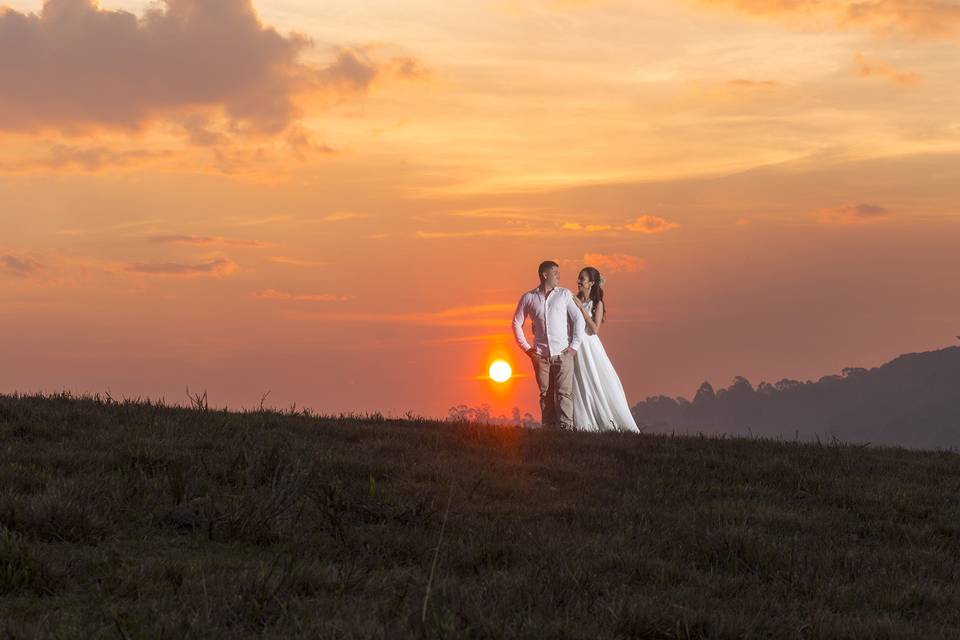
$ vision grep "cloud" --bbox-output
[285,125,338,159]
[695,0,960,39]
[418,214,680,239]
[294,303,516,327]
[254,289,348,302]
[498,0,612,14]
[853,53,921,87]
[387,56,431,80]
[269,256,326,267]
[562,222,613,232]
[147,234,275,248]
[317,212,368,222]
[223,214,295,227]
[1,254,44,277]
[0,144,173,173]
[448,206,553,222]
[0,0,426,136]
[125,257,238,276]
[582,253,645,273]
[624,215,681,234]
[727,79,779,89]
[815,203,891,225]
[428,333,514,344]
[416,228,547,239]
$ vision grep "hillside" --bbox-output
[2,392,960,638]
[632,345,960,449]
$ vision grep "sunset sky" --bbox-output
[2,0,959,419]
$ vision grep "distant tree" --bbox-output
[626,344,960,449]
[757,382,777,395]
[693,382,715,405]
[774,379,802,392]
[842,367,868,378]
[448,404,539,428]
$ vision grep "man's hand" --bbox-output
[526,347,539,360]
[562,347,577,356]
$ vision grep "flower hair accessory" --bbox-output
[597,274,605,287]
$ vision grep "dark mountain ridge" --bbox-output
[631,345,960,449]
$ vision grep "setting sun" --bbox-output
[489,360,512,383]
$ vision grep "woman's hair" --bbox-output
[579,266,606,320]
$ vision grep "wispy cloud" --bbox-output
[428,333,515,344]
[222,215,295,227]
[0,145,173,173]
[624,215,681,234]
[815,203,891,225]
[269,256,327,267]
[728,79,780,89]
[147,234,275,248]
[853,53,921,87]
[449,206,555,222]
[125,257,238,276]
[1,254,44,277]
[695,0,960,39]
[416,228,546,239]
[254,289,348,302]
[582,253,645,273]
[562,223,613,232]
[418,214,680,239]
[317,212,369,222]
[294,303,516,327]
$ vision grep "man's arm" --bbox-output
[566,292,586,352]
[512,295,533,353]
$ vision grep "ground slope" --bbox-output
[2,393,960,639]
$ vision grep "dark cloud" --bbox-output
[1,254,44,277]
[0,144,173,172]
[125,257,237,276]
[46,145,170,170]
[0,0,425,136]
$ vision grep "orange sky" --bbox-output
[2,0,959,419]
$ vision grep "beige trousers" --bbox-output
[531,350,575,430]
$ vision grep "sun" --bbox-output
[488,360,512,383]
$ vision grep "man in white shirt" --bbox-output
[512,260,586,430]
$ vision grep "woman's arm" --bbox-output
[573,297,602,335]
[591,300,604,334]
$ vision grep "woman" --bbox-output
[571,267,640,432]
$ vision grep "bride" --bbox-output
[571,267,640,432]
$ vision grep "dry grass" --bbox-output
[2,391,960,638]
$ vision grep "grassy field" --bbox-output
[2,392,960,639]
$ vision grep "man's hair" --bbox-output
[538,260,559,282]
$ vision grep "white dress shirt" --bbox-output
[512,286,586,357]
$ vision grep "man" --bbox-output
[512,260,586,430]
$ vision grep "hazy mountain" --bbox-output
[631,345,960,449]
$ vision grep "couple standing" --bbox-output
[511,260,639,432]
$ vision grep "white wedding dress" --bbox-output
[572,299,640,432]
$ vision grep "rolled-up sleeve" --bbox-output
[566,293,585,351]
[512,295,531,352]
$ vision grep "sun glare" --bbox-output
[489,360,512,383]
